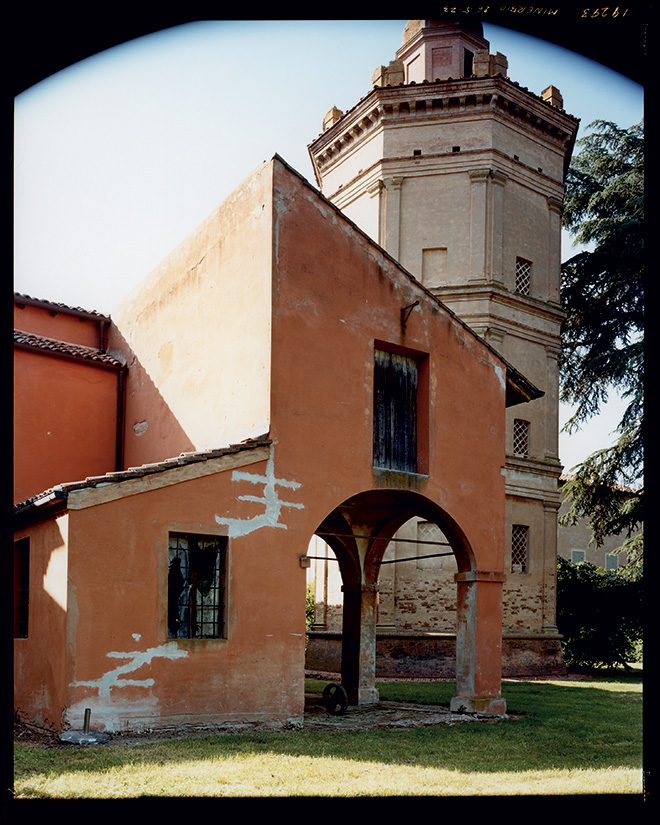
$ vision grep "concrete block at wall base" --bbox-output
[450,695,507,715]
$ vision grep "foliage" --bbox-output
[306,582,315,631]
[559,119,643,567]
[556,556,643,670]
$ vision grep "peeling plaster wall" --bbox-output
[60,458,307,732]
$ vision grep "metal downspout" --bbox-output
[115,368,127,471]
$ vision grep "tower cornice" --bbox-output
[325,148,570,213]
[308,75,579,187]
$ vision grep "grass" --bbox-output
[13,672,644,798]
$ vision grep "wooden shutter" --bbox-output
[373,349,418,472]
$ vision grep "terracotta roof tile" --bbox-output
[14,329,125,369]
[13,437,272,512]
[14,293,110,320]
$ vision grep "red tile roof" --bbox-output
[14,293,110,321]
[13,437,272,514]
[14,329,125,369]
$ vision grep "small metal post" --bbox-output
[83,708,91,734]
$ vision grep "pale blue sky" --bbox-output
[13,19,643,470]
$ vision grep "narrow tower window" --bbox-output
[511,525,529,573]
[513,419,530,457]
[515,257,532,295]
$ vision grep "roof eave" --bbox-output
[505,366,544,407]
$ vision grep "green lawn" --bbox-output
[13,673,644,798]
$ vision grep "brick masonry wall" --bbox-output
[306,632,566,678]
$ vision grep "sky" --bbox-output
[13,19,644,472]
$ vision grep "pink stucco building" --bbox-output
[14,156,540,731]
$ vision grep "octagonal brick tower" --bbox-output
[308,19,580,674]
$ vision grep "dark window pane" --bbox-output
[168,533,226,639]
[374,349,418,472]
[14,538,30,638]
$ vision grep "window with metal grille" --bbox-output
[373,348,418,473]
[511,525,529,572]
[515,257,531,295]
[513,418,530,457]
[14,538,29,638]
[167,532,227,639]
[416,521,448,569]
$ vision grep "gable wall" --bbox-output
[269,159,509,571]
[14,348,119,504]
[110,161,275,468]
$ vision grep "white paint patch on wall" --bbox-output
[493,363,506,390]
[215,453,303,538]
[133,420,149,436]
[72,641,188,731]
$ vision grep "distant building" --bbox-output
[557,476,640,571]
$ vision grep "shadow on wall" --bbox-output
[14,519,68,731]
[108,325,196,469]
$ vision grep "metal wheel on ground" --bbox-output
[321,683,348,716]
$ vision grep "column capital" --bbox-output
[547,196,563,214]
[469,168,491,182]
[383,176,404,190]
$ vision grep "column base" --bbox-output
[346,686,379,706]
[450,695,507,715]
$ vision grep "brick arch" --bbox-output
[312,488,505,714]
[316,487,475,583]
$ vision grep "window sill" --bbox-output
[373,466,429,488]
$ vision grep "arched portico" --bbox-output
[314,489,507,715]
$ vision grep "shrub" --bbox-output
[306,582,315,631]
[556,556,643,669]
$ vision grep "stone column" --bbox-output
[490,170,508,284]
[468,169,490,281]
[547,197,563,305]
[451,571,507,714]
[542,499,561,635]
[368,180,383,255]
[382,177,403,260]
[545,346,561,462]
[340,583,380,706]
